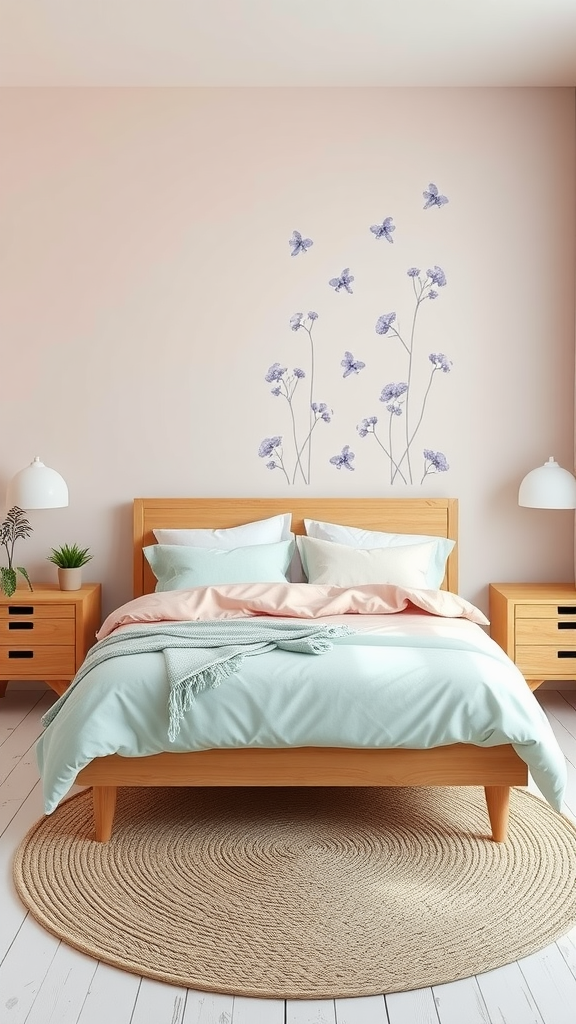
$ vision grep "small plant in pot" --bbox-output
[47,543,92,591]
[0,506,34,597]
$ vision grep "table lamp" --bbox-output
[6,456,69,510]
[518,456,576,509]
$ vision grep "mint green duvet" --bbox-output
[36,611,567,813]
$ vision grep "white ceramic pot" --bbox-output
[58,567,82,591]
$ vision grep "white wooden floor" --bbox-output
[1,687,576,1024]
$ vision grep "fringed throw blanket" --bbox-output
[42,619,352,740]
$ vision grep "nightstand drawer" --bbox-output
[0,618,76,644]
[516,645,576,676]
[0,646,76,677]
[516,619,576,645]
[0,603,75,620]
[515,602,576,618]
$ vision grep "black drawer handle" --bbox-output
[8,606,33,615]
[558,622,576,630]
[558,606,576,614]
[557,651,576,659]
[8,650,34,659]
[8,622,33,631]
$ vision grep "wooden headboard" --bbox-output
[133,497,458,597]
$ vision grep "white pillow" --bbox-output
[297,535,440,589]
[154,512,292,549]
[304,519,454,590]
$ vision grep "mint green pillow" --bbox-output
[143,539,294,592]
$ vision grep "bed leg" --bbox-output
[92,786,117,842]
[484,785,510,842]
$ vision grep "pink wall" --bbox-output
[0,87,574,616]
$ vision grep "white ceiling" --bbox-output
[0,0,575,87]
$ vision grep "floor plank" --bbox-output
[20,942,98,1024]
[517,944,576,1024]
[232,995,285,1024]
[432,977,490,1023]
[286,1001,336,1023]
[385,988,440,1024]
[335,994,388,1023]
[0,690,45,748]
[183,990,234,1024]
[0,914,61,1024]
[475,962,545,1023]
[75,962,140,1024]
[556,925,576,980]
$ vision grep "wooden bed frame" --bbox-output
[76,497,527,842]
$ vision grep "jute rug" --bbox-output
[13,785,576,999]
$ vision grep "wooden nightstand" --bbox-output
[0,583,101,698]
[489,582,576,690]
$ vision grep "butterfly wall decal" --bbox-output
[341,351,366,378]
[289,230,314,256]
[423,183,449,209]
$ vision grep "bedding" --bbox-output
[143,538,294,590]
[304,518,454,589]
[36,582,567,815]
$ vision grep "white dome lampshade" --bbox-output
[6,457,69,510]
[518,456,576,510]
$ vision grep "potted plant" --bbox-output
[47,543,93,591]
[0,507,34,597]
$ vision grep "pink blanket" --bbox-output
[97,582,488,640]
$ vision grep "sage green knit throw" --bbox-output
[42,619,352,740]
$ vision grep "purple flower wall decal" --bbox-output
[362,259,453,485]
[261,198,454,488]
[289,230,314,256]
[426,265,447,287]
[263,310,333,485]
[329,268,354,293]
[330,446,356,471]
[258,437,282,459]
[341,351,366,377]
[265,362,287,383]
[375,312,397,335]
[357,416,378,437]
[311,402,332,423]
[370,217,395,243]
[258,437,291,482]
[421,449,449,483]
[429,353,452,373]
[423,183,449,209]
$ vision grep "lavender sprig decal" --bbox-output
[258,437,290,484]
[422,449,450,483]
[364,265,451,484]
[261,312,332,485]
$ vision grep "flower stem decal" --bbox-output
[261,312,332,485]
[421,449,450,483]
[361,266,452,484]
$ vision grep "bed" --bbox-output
[39,497,565,844]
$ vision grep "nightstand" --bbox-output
[0,583,101,698]
[489,582,576,690]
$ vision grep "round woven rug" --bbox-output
[13,785,576,998]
